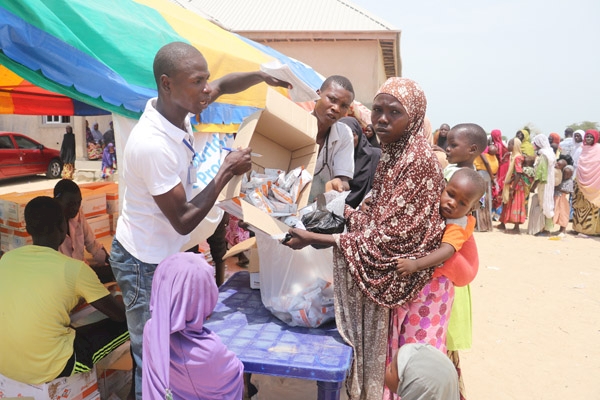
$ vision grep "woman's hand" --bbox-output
[281,228,313,250]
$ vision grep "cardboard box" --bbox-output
[0,190,53,228]
[223,238,260,289]
[10,229,32,249]
[0,367,100,400]
[78,182,113,191]
[80,190,106,218]
[87,215,110,239]
[0,224,32,252]
[108,213,119,236]
[0,225,11,252]
[105,194,119,215]
[96,369,131,400]
[80,182,119,214]
[95,341,132,399]
[217,88,318,236]
[0,193,16,224]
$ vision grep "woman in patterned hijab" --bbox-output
[285,78,451,399]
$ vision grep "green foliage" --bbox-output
[522,123,541,136]
[568,121,598,131]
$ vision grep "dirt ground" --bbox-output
[462,226,600,400]
[2,174,599,399]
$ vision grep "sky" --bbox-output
[350,0,600,137]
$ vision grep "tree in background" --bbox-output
[568,121,598,131]
[522,123,541,137]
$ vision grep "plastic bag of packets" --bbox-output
[234,166,337,327]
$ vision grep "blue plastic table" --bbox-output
[205,271,353,400]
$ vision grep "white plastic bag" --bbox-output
[256,232,334,328]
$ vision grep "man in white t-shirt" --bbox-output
[110,41,290,400]
[308,75,356,201]
[560,127,575,157]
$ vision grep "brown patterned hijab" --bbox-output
[339,78,445,307]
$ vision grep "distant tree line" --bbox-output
[567,121,598,131]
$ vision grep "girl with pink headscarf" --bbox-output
[142,253,243,399]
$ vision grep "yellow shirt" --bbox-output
[474,154,499,176]
[484,153,499,175]
[0,245,109,384]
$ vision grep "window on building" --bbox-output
[44,115,70,124]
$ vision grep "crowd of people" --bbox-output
[2,39,599,400]
[434,124,600,238]
[58,120,118,181]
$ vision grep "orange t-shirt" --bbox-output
[433,215,477,286]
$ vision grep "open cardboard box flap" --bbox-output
[223,237,256,259]
[223,237,260,273]
[218,88,318,236]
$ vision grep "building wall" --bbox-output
[0,114,113,159]
[251,40,387,107]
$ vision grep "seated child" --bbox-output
[396,167,486,286]
[54,179,114,283]
[384,343,459,400]
[143,252,244,400]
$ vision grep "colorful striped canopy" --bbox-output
[0,0,323,131]
[0,65,109,116]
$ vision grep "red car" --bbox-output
[0,131,63,180]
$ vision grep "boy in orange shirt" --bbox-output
[396,167,486,285]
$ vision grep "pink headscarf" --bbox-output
[489,129,507,161]
[576,129,600,207]
[142,253,243,400]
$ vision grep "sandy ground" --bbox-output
[2,171,599,399]
[462,227,600,400]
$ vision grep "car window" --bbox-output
[14,136,39,150]
[0,136,15,149]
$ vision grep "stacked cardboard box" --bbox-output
[80,182,119,237]
[0,189,52,252]
[0,367,100,400]
[0,183,119,253]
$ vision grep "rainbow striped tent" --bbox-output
[0,0,323,131]
[0,65,109,116]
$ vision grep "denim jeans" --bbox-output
[110,238,157,400]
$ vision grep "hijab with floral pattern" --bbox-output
[338,77,445,307]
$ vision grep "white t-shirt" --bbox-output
[560,137,574,156]
[116,98,194,264]
[309,121,355,199]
